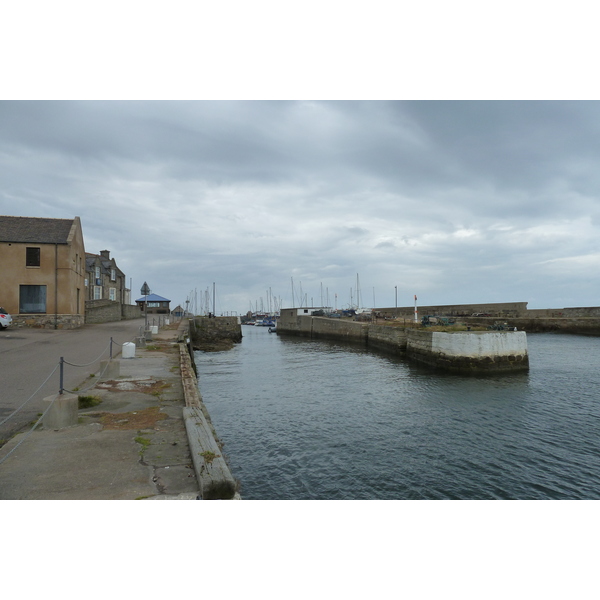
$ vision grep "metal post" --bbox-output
[59,357,64,395]
[110,337,113,359]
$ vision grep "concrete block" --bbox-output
[43,393,79,429]
[183,406,236,500]
[99,359,120,380]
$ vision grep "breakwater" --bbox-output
[375,301,600,335]
[189,316,242,351]
[276,311,529,373]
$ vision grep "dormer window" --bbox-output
[95,266,101,279]
[111,268,116,281]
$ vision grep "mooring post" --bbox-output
[59,356,64,395]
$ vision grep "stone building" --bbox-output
[0,215,86,328]
[85,250,130,304]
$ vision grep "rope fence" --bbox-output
[0,329,146,465]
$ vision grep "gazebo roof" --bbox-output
[135,294,170,303]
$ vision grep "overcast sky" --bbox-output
[2,100,599,313]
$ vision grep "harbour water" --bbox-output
[194,327,600,499]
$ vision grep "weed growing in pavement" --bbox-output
[200,450,219,464]
[134,436,152,455]
[78,395,102,409]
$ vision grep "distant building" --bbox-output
[136,293,171,315]
[293,307,331,316]
[0,215,86,328]
[171,305,186,317]
[85,250,130,304]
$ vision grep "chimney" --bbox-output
[100,250,110,259]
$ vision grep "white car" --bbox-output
[0,308,12,329]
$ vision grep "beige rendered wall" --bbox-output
[1,235,85,316]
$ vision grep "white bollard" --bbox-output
[122,342,136,358]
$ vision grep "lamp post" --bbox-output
[395,286,398,319]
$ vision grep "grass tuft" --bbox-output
[78,395,102,409]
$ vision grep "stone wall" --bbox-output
[367,324,408,354]
[10,314,85,329]
[190,316,242,351]
[277,310,314,336]
[85,300,141,324]
[526,306,600,318]
[377,302,529,319]
[311,317,369,342]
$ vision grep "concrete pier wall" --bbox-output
[277,311,369,341]
[277,312,528,373]
[367,324,408,354]
[406,330,529,373]
[311,316,369,342]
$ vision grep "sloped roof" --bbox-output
[0,216,76,244]
[135,294,171,303]
[85,252,125,278]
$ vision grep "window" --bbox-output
[20,285,47,313]
[26,247,41,267]
[95,266,101,279]
[94,286,102,300]
[148,302,160,307]
[111,268,116,281]
[109,287,116,301]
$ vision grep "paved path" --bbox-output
[0,318,146,441]
[0,321,200,500]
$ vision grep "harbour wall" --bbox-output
[377,301,528,318]
[178,324,238,499]
[406,330,529,372]
[190,316,242,351]
[376,302,600,334]
[277,312,528,373]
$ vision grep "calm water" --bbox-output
[194,328,600,499]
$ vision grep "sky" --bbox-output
[2,100,600,313]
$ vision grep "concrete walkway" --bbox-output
[0,321,200,500]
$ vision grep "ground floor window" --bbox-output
[94,286,102,300]
[109,287,116,301]
[19,285,47,313]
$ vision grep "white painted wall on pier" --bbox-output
[432,331,528,358]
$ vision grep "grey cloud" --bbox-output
[2,100,600,311]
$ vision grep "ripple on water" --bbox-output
[195,330,600,499]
